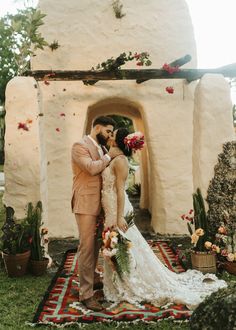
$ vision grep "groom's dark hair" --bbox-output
[116,128,132,157]
[93,116,116,128]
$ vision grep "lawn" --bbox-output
[0,191,234,329]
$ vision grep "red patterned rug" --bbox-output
[32,241,192,326]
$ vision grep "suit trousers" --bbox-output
[75,213,101,301]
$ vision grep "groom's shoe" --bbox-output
[80,296,103,312]
[93,281,103,290]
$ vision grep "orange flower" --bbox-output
[191,233,199,246]
[204,241,212,250]
[195,228,204,236]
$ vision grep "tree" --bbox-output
[0,7,48,104]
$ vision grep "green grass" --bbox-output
[0,164,4,172]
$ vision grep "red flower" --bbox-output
[136,62,143,66]
[44,80,50,85]
[166,86,174,94]
[60,113,66,117]
[18,122,29,131]
[56,128,60,132]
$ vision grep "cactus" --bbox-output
[26,201,44,260]
[193,188,208,232]
[193,188,209,251]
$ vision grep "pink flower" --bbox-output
[211,244,220,253]
[134,53,140,59]
[221,249,228,257]
[162,63,180,74]
[218,226,227,235]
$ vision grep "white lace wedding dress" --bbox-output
[101,162,227,310]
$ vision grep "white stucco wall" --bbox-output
[3,77,41,217]
[193,74,235,199]
[33,0,197,71]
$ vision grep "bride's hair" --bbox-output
[115,128,132,157]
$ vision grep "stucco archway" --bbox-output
[85,97,150,211]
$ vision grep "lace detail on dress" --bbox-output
[101,165,117,228]
[101,158,133,228]
[101,163,227,310]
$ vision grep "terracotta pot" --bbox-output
[2,250,31,277]
[223,261,236,275]
[191,250,216,274]
[30,258,49,276]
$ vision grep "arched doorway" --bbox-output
[85,97,150,212]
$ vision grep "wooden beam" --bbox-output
[24,63,236,83]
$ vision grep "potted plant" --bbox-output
[181,188,216,273]
[26,201,49,276]
[0,207,32,277]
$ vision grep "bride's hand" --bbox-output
[117,217,128,232]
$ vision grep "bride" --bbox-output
[101,128,226,310]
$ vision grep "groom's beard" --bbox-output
[96,133,109,146]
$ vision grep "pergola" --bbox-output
[24,55,236,84]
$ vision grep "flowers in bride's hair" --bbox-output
[124,131,145,152]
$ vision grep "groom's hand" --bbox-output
[117,217,128,232]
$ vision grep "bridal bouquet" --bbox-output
[102,226,132,280]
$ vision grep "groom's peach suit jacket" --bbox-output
[71,136,110,216]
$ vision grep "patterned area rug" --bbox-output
[32,241,192,326]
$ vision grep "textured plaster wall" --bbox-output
[193,74,235,199]
[3,77,41,217]
[6,0,234,237]
[33,0,197,71]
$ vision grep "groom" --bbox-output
[71,116,118,311]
